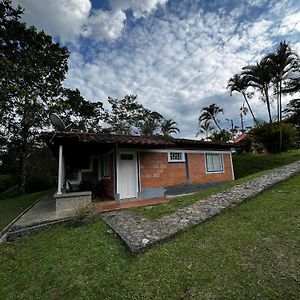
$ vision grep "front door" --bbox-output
[119,152,137,199]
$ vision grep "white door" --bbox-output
[119,152,137,199]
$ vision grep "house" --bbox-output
[233,132,247,143]
[42,132,235,212]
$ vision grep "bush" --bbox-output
[0,174,16,193]
[25,147,57,193]
[70,204,96,227]
[250,122,298,153]
[236,136,253,153]
[25,174,54,193]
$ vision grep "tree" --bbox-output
[103,95,167,136]
[250,122,298,153]
[197,121,214,139]
[239,106,248,133]
[199,104,223,131]
[0,0,69,192]
[284,76,300,94]
[227,74,258,125]
[284,98,300,132]
[103,95,147,135]
[263,41,299,122]
[49,88,104,132]
[161,119,180,137]
[138,111,163,136]
[210,129,232,143]
[242,62,273,123]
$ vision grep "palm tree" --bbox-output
[263,41,299,122]
[242,62,273,123]
[199,104,223,131]
[139,119,158,136]
[197,121,214,139]
[161,119,180,137]
[227,74,258,125]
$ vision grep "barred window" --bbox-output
[168,152,185,162]
[205,153,224,172]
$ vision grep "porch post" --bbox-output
[57,144,63,194]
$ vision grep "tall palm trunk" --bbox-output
[242,92,259,125]
[279,79,283,152]
[279,80,283,121]
[264,86,272,123]
[276,81,280,122]
[212,116,221,131]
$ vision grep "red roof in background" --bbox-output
[41,132,233,149]
[234,133,247,143]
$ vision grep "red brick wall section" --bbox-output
[140,152,233,189]
[188,153,233,184]
[140,152,186,188]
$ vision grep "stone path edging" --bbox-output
[101,161,300,252]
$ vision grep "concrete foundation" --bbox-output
[138,181,229,199]
[55,191,92,213]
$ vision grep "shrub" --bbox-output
[250,122,298,153]
[0,174,16,193]
[25,174,54,193]
[236,136,253,153]
[70,203,96,227]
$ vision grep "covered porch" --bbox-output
[53,139,116,213]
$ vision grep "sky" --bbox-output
[13,0,300,138]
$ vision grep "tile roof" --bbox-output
[41,132,233,149]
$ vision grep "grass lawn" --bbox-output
[233,150,300,179]
[1,173,300,299]
[0,191,45,230]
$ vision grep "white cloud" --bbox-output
[14,0,167,43]
[12,0,300,137]
[64,3,280,137]
[278,11,300,35]
[14,0,91,42]
[83,9,126,41]
[110,0,168,18]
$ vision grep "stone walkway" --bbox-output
[101,161,300,252]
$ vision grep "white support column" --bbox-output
[57,144,63,194]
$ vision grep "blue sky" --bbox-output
[13,0,300,137]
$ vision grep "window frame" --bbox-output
[205,153,224,173]
[168,151,185,163]
[102,153,112,179]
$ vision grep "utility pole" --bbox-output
[240,112,244,132]
[226,118,234,134]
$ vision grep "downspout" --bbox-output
[230,151,235,181]
[185,153,190,185]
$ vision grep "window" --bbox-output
[120,154,133,160]
[102,153,112,178]
[205,153,224,173]
[168,152,185,162]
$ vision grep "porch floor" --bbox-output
[95,197,168,213]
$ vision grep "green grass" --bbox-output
[1,173,300,299]
[233,150,300,179]
[0,191,45,230]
